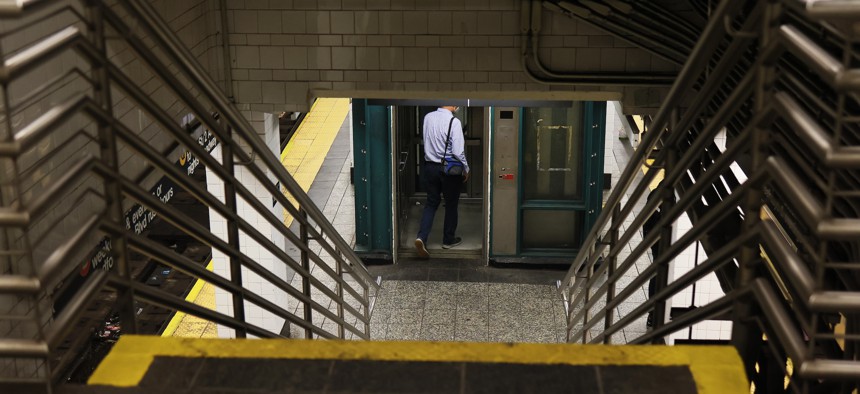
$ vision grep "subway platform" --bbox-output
[51,100,748,394]
[159,99,716,345]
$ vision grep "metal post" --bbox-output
[830,23,856,394]
[363,277,370,339]
[566,286,573,342]
[335,248,345,339]
[299,208,312,339]
[222,127,246,338]
[651,109,678,344]
[88,0,137,334]
[603,205,620,344]
[731,0,778,379]
[582,250,593,344]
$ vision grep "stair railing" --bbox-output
[561,0,860,391]
[0,0,379,390]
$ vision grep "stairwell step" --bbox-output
[86,335,748,394]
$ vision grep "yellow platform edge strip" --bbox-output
[90,336,748,393]
[160,261,214,337]
[280,97,349,228]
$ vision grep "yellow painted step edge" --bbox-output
[90,336,748,394]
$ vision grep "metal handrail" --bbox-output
[0,0,379,389]
[119,0,377,284]
[562,0,860,390]
[560,0,749,287]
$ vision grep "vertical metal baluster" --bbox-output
[603,205,620,344]
[222,126,246,338]
[732,0,777,378]
[89,1,137,335]
[566,285,573,342]
[832,28,856,394]
[813,10,854,394]
[363,276,370,340]
[651,108,677,344]
[299,208,312,338]
[335,247,345,339]
[582,250,592,344]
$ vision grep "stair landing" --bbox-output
[76,335,747,393]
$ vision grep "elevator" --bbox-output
[352,100,605,266]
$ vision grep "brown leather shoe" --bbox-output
[415,238,429,258]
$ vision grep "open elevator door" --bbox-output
[393,106,486,260]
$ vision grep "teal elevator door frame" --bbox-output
[584,101,607,233]
[352,100,392,258]
[489,102,606,259]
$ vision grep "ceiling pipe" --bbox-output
[596,0,700,49]
[520,0,677,87]
[553,0,687,65]
[580,0,696,55]
[621,0,702,43]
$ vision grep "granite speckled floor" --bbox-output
[369,279,567,343]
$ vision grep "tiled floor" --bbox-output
[368,258,567,343]
[369,280,567,343]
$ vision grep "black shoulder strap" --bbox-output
[444,117,455,155]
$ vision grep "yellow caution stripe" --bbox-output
[280,97,350,228]
[90,335,748,394]
[159,261,215,337]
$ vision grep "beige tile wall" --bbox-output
[224,0,675,112]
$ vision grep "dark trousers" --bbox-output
[417,162,461,245]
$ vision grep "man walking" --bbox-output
[415,106,469,258]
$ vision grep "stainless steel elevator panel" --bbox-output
[491,107,519,255]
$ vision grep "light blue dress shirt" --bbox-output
[423,108,469,173]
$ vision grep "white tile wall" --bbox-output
[207,112,290,338]
[666,197,732,343]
